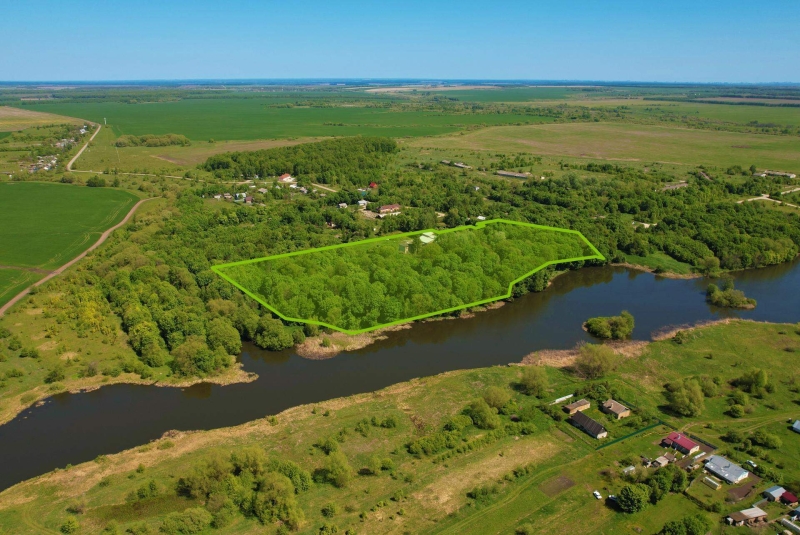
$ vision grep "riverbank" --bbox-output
[2,319,798,534]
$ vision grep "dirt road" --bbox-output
[0,197,155,316]
[66,124,101,171]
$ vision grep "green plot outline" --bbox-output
[211,219,605,335]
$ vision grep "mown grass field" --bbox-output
[1,320,798,534]
[0,182,140,270]
[411,122,800,170]
[0,106,83,132]
[16,99,554,141]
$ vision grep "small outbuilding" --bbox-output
[601,399,631,419]
[792,420,800,434]
[726,506,767,527]
[338,203,348,209]
[783,492,800,507]
[357,199,368,209]
[563,399,590,415]
[764,485,786,501]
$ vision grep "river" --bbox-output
[1,261,799,490]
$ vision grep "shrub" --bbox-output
[483,386,512,409]
[60,517,79,534]
[665,378,705,417]
[519,366,549,397]
[464,399,501,430]
[321,503,339,517]
[618,483,650,513]
[44,365,66,384]
[584,310,635,339]
[325,451,354,488]
[574,344,617,379]
[159,507,212,534]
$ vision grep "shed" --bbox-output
[726,506,767,527]
[601,399,631,419]
[569,411,607,439]
[793,420,800,434]
[783,492,800,506]
[563,399,590,415]
[622,465,635,475]
[702,476,722,490]
[338,203,348,209]
[419,232,437,244]
[653,456,670,468]
[765,485,786,501]
[357,199,368,209]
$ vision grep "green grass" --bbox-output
[17,99,555,141]
[0,182,139,269]
[0,269,42,307]
[413,122,800,170]
[623,252,694,275]
[638,101,800,127]
[424,87,574,102]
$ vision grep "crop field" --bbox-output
[15,99,555,141]
[213,220,603,333]
[0,182,139,271]
[423,86,575,102]
[0,106,83,132]
[412,122,800,170]
[0,269,42,307]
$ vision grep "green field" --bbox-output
[0,182,139,269]
[412,122,800,170]
[214,220,602,333]
[16,99,554,141]
[424,86,575,102]
[0,269,43,307]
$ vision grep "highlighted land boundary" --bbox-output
[212,219,604,334]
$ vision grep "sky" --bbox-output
[3,0,799,83]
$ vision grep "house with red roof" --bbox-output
[661,432,700,455]
[278,173,295,183]
[369,182,378,189]
[782,491,799,507]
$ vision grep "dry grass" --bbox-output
[0,106,83,132]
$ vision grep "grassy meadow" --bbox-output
[411,122,800,170]
[0,106,84,132]
[0,320,798,534]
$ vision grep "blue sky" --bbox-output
[3,0,798,82]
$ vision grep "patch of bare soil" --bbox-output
[296,324,412,359]
[539,474,575,497]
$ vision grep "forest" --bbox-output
[202,137,398,185]
[217,223,596,332]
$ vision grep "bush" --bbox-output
[159,507,212,534]
[60,517,79,534]
[86,176,106,187]
[584,310,635,339]
[665,378,705,417]
[483,386,511,409]
[618,483,650,513]
[325,451,354,488]
[464,399,501,430]
[44,365,66,384]
[520,366,548,397]
[321,503,339,517]
[574,344,617,379]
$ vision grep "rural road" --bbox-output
[0,197,155,317]
[66,124,101,171]
[737,194,799,209]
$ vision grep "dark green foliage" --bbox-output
[585,311,635,340]
[467,483,501,504]
[44,365,65,384]
[86,176,106,187]
[463,399,502,430]
[734,368,770,395]
[59,517,79,534]
[665,378,705,417]
[202,137,398,184]
[706,281,756,308]
[617,483,650,513]
[660,514,712,535]
[751,429,782,449]
[323,451,354,488]
[115,134,190,147]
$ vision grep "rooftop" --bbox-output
[705,455,748,483]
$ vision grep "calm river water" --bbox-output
[1,261,799,490]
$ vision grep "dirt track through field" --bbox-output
[0,197,155,316]
[66,124,101,171]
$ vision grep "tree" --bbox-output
[325,450,354,488]
[520,366,549,398]
[584,311,634,340]
[60,517,79,534]
[617,483,650,513]
[206,317,242,355]
[665,378,705,417]
[86,176,106,187]
[254,317,293,351]
[464,399,501,430]
[574,344,617,379]
[483,386,511,409]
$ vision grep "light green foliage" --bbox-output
[59,517,79,534]
[159,507,212,534]
[519,366,549,398]
[665,378,705,417]
[574,344,617,379]
[324,450,354,488]
[585,310,635,340]
[618,483,651,513]
[483,386,512,410]
[706,280,756,308]
[464,398,502,430]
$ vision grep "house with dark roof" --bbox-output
[602,399,631,419]
[569,411,607,439]
[661,432,700,455]
[563,399,590,415]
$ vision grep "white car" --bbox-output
[593,490,602,500]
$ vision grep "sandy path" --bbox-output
[0,197,155,316]
[66,124,101,171]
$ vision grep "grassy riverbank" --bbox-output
[1,320,798,534]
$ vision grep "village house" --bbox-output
[569,411,607,439]
[369,182,378,189]
[601,399,631,419]
[563,399,590,415]
[357,199,368,210]
[245,196,253,204]
[278,173,295,183]
[661,432,700,455]
[338,203,348,209]
[652,456,670,468]
[379,203,401,215]
[704,455,749,484]
[726,507,767,527]
[476,215,487,221]
[764,485,786,501]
